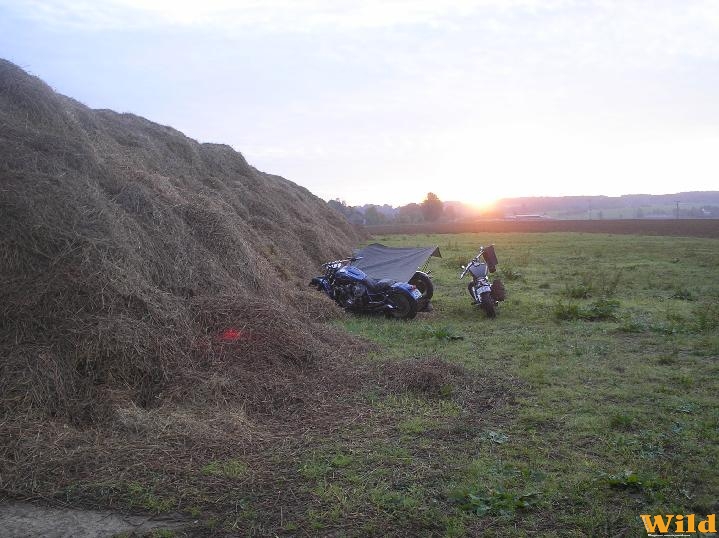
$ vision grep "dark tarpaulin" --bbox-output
[352,243,441,282]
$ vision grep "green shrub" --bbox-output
[452,487,539,517]
[671,287,695,301]
[582,298,620,321]
[599,270,622,297]
[422,325,464,341]
[500,264,523,281]
[554,299,619,321]
[553,301,583,320]
[617,316,648,333]
[602,470,667,491]
[566,283,592,299]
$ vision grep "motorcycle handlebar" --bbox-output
[459,244,496,278]
[459,246,485,278]
[322,255,364,268]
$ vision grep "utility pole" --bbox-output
[588,199,592,220]
[675,200,680,219]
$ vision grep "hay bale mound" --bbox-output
[382,357,469,398]
[0,59,361,425]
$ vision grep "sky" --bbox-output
[1,1,718,206]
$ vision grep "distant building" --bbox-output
[510,214,551,220]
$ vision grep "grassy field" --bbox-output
[16,232,718,537]
[308,232,719,536]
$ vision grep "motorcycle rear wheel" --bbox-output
[480,291,496,318]
[409,272,433,311]
[490,278,506,302]
[387,292,418,320]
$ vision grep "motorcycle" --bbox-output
[310,257,422,319]
[459,245,506,318]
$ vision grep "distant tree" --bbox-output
[444,205,456,221]
[635,207,644,219]
[363,205,386,225]
[328,198,366,224]
[398,203,423,223]
[328,198,351,217]
[598,210,604,220]
[421,192,443,222]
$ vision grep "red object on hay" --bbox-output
[220,328,247,341]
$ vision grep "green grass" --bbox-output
[59,232,718,536]
[200,459,248,479]
[328,232,719,535]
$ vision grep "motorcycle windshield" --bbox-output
[468,263,488,279]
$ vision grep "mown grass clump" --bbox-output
[500,263,524,281]
[452,487,539,518]
[554,298,620,321]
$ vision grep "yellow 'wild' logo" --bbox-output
[640,514,716,535]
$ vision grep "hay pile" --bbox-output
[0,58,362,431]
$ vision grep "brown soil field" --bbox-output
[366,218,719,238]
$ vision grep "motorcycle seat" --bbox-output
[364,277,395,291]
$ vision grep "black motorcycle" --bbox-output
[459,245,506,318]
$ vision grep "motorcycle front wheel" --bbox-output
[480,291,496,318]
[386,292,418,320]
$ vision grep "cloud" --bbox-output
[0,1,647,32]
[2,0,717,204]
[0,0,487,31]
[5,1,718,70]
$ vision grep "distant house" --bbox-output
[510,214,550,220]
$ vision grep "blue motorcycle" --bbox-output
[310,257,422,319]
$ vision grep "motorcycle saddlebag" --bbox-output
[482,245,499,273]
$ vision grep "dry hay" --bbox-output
[379,356,517,414]
[0,59,367,498]
[382,356,468,397]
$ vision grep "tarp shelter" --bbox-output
[352,243,441,282]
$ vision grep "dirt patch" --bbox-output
[0,502,190,538]
[382,356,468,397]
[379,356,517,410]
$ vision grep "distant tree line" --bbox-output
[327,193,719,224]
[328,192,453,225]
